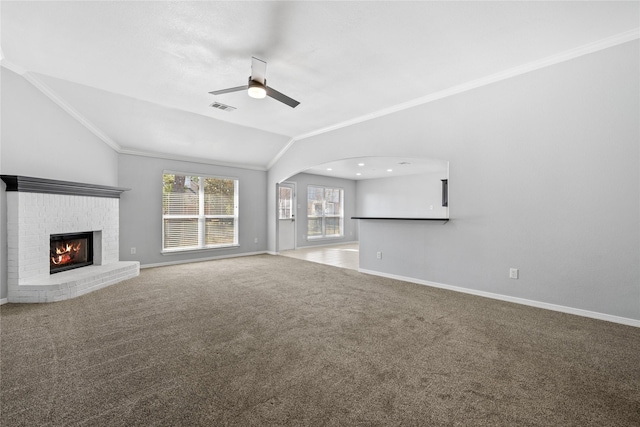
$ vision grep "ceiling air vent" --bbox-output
[210,101,237,112]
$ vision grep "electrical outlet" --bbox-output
[130,247,136,255]
[377,251,382,259]
[254,237,258,243]
[509,268,518,279]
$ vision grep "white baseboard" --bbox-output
[295,240,359,250]
[141,251,269,269]
[359,268,640,328]
[275,240,358,255]
[0,298,8,305]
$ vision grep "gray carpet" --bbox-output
[1,254,639,426]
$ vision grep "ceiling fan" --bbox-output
[209,57,300,108]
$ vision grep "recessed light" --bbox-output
[387,169,393,172]
[358,163,365,167]
[356,173,361,176]
[327,168,332,171]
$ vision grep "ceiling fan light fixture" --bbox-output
[247,80,267,99]
[210,59,299,108]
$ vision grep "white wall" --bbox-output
[268,40,640,321]
[118,154,268,267]
[284,173,358,248]
[356,170,448,218]
[0,68,119,300]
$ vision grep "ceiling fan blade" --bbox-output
[209,85,247,95]
[251,57,267,84]
[266,86,300,108]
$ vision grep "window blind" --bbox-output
[162,173,238,251]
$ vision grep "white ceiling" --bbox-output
[305,157,448,181]
[1,1,638,172]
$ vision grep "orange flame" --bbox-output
[51,242,82,266]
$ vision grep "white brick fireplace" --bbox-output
[3,176,139,303]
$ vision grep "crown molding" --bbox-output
[3,61,271,171]
[266,137,297,170]
[118,148,268,172]
[1,58,27,75]
[267,28,640,168]
[4,27,637,173]
[20,72,123,152]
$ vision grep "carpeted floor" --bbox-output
[1,254,639,426]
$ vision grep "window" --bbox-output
[279,186,293,219]
[162,173,238,251]
[307,186,343,239]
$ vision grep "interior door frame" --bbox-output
[276,181,297,253]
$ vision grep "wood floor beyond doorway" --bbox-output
[280,243,359,270]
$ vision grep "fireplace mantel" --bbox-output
[4,175,139,303]
[1,175,129,198]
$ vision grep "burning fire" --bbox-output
[51,241,82,266]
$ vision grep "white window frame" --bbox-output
[162,172,239,253]
[278,186,294,220]
[307,185,344,240]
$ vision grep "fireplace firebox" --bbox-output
[50,232,94,274]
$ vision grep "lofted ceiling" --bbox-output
[1,1,638,173]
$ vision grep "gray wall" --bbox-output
[268,41,640,320]
[0,68,119,300]
[2,40,638,321]
[0,182,5,301]
[356,170,448,218]
[0,69,119,185]
[284,173,358,248]
[118,154,268,266]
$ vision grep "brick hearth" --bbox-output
[3,176,139,303]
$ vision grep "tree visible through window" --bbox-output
[279,186,293,219]
[307,186,343,239]
[162,173,238,251]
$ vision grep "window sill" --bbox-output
[161,245,240,255]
